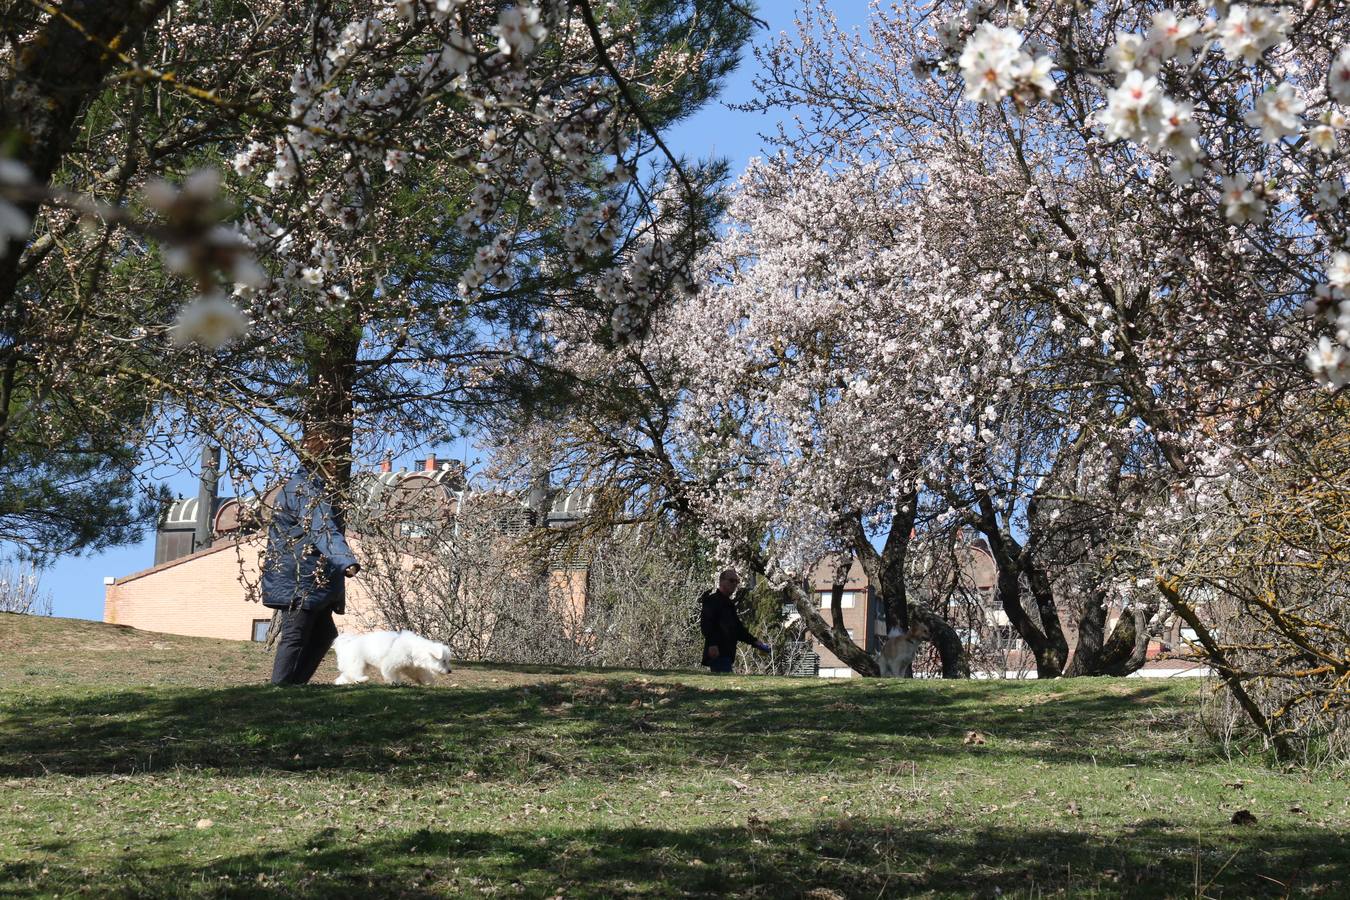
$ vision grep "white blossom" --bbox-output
[1305,335,1348,387]
[1308,125,1339,154]
[1146,11,1205,65]
[958,24,1023,103]
[1106,33,1151,75]
[1170,158,1204,188]
[1328,251,1350,291]
[1312,178,1346,210]
[1013,52,1056,100]
[1216,5,1287,65]
[171,293,250,349]
[957,23,1056,105]
[936,18,965,54]
[230,256,269,291]
[439,32,476,74]
[0,200,30,257]
[0,159,33,186]
[1156,97,1200,159]
[493,4,547,58]
[1328,46,1350,105]
[1244,82,1305,144]
[231,141,268,176]
[1101,70,1163,143]
[1221,173,1266,224]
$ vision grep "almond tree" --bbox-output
[515,1,1347,687]
[917,0,1347,746]
[696,0,1343,698]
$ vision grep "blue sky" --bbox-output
[37,3,870,621]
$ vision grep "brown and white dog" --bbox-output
[875,622,930,676]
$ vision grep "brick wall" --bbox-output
[104,537,381,642]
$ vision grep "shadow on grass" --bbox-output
[3,818,1346,898]
[0,677,1196,781]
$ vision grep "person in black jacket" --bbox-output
[262,435,361,685]
[699,568,770,673]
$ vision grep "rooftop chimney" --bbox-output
[194,444,220,553]
[379,458,392,473]
[424,453,438,472]
[527,463,550,522]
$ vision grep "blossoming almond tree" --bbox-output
[674,0,1340,699]
[518,1,1345,685]
[918,0,1348,387]
[912,0,1348,745]
[497,158,1013,678]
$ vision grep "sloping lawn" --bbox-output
[1,613,1346,898]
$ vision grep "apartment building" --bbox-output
[791,540,999,677]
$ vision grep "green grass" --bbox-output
[0,614,1346,898]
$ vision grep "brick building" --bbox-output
[795,539,999,677]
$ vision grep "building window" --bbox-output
[251,619,272,643]
[818,591,857,609]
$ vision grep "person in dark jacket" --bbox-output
[262,437,360,685]
[700,568,770,673]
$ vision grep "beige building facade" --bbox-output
[105,536,377,642]
[105,533,592,646]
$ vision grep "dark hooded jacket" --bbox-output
[699,589,758,667]
[260,469,358,612]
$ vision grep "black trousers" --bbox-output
[270,605,338,685]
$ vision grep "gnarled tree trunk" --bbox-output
[972,493,1070,679]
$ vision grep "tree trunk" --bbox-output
[784,570,969,679]
[842,500,969,678]
[784,579,879,676]
[972,496,1066,679]
[877,492,918,631]
[264,609,283,651]
[300,322,362,494]
[1157,577,1293,760]
[0,0,174,307]
[1094,598,1154,677]
[1064,583,1109,677]
[0,1,174,462]
[1023,556,1070,674]
[908,603,971,679]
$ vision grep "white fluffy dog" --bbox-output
[332,630,453,685]
[875,622,931,677]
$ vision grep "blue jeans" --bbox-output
[708,656,733,674]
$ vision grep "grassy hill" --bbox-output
[1,613,1346,898]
